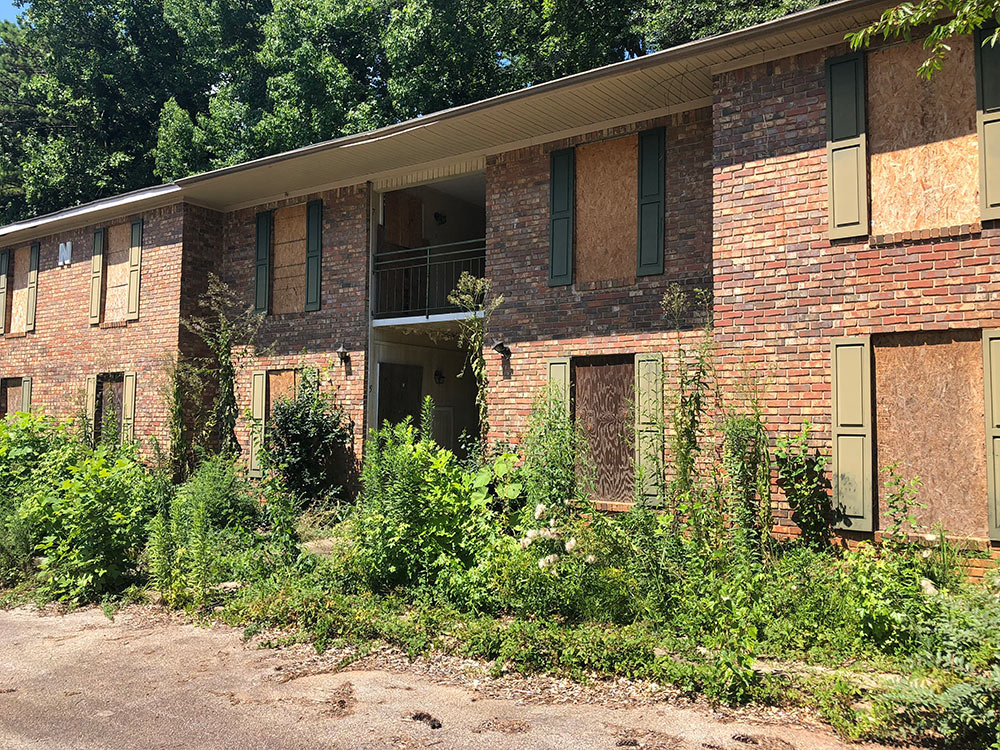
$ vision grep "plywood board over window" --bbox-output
[0,379,22,418]
[266,369,297,417]
[272,204,307,314]
[868,36,979,236]
[575,135,638,285]
[874,330,987,538]
[104,223,131,322]
[8,245,29,334]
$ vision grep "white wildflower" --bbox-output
[920,548,932,559]
[565,537,577,553]
[538,554,560,570]
[534,503,546,520]
[520,537,532,549]
[585,555,596,564]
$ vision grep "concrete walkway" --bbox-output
[0,606,894,750]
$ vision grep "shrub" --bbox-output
[264,368,355,505]
[353,398,497,592]
[22,445,160,602]
[775,420,830,549]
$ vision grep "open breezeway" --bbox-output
[0,606,895,750]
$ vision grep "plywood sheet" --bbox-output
[8,245,29,334]
[105,223,131,323]
[873,330,987,537]
[574,355,635,505]
[868,36,979,235]
[0,379,21,417]
[266,369,297,417]
[575,136,638,284]
[272,204,306,315]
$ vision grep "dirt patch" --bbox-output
[324,682,356,718]
[472,717,530,734]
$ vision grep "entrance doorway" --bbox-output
[574,355,635,505]
[377,362,424,428]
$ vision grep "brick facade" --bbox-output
[4,35,999,561]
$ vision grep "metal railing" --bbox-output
[373,237,485,319]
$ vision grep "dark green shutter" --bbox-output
[634,352,663,503]
[636,127,665,276]
[248,371,266,478]
[825,53,868,239]
[0,249,8,334]
[19,377,31,413]
[25,243,39,331]
[305,200,322,311]
[983,330,1000,541]
[548,149,574,286]
[254,212,272,314]
[126,219,143,321]
[976,27,1000,221]
[89,230,104,325]
[546,358,571,418]
[122,372,137,442]
[831,336,873,532]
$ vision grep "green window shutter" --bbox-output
[831,336,873,532]
[89,229,105,325]
[983,330,1000,540]
[305,200,323,312]
[85,374,98,443]
[25,243,39,332]
[636,127,665,277]
[254,212,272,314]
[122,371,137,442]
[976,27,1000,221]
[19,376,31,413]
[248,370,266,478]
[634,351,664,503]
[548,149,574,286]
[126,219,143,321]
[825,53,868,239]
[0,249,8,335]
[546,358,571,418]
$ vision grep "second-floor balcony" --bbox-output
[373,238,485,319]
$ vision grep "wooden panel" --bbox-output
[88,231,103,324]
[249,371,266,478]
[868,36,978,235]
[547,358,571,416]
[378,362,424,428]
[104,223,130,323]
[8,245,29,334]
[126,220,142,321]
[983,117,1000,218]
[635,351,663,502]
[266,369,297,417]
[272,204,307,314]
[383,191,424,249]
[575,355,635,506]
[874,330,986,537]
[575,136,637,284]
[548,150,574,286]
[983,331,1000,541]
[0,378,22,418]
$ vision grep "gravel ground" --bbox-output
[0,605,900,750]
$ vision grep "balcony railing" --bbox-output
[373,238,485,319]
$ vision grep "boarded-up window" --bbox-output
[873,330,987,537]
[574,355,635,506]
[575,136,638,284]
[271,205,307,314]
[95,372,125,444]
[0,378,22,418]
[104,224,131,323]
[266,369,297,417]
[382,191,424,249]
[868,36,979,235]
[8,246,29,334]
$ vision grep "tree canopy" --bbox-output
[1,0,814,224]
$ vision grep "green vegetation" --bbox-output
[2,0,818,225]
[3,285,1000,747]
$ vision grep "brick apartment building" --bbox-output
[2,0,999,552]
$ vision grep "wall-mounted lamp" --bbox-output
[491,339,511,358]
[336,343,350,365]
[434,369,445,385]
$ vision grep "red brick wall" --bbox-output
[485,107,715,456]
[218,185,371,464]
[0,203,189,447]
[712,46,1000,547]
